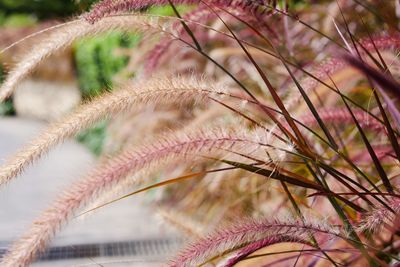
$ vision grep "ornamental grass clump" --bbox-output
[0,0,400,266]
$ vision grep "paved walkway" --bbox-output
[0,118,179,266]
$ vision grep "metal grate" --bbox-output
[0,238,182,262]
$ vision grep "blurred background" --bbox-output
[0,0,131,154]
[3,1,397,266]
[0,1,181,266]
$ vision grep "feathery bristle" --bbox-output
[285,33,400,111]
[0,126,283,267]
[170,216,341,267]
[0,76,230,187]
[144,3,270,73]
[84,0,270,24]
[298,107,386,133]
[0,16,161,102]
[357,198,400,233]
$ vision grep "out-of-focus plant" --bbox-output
[0,11,39,117]
[0,12,37,27]
[74,32,139,98]
[0,0,96,118]
[0,0,97,19]
[0,65,14,116]
[0,1,399,267]
[76,120,107,156]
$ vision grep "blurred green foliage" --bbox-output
[76,120,107,156]
[0,8,44,117]
[148,5,190,16]
[73,4,183,155]
[0,12,37,27]
[0,0,97,19]
[0,65,15,116]
[0,2,189,154]
[74,32,140,155]
[74,33,140,98]
[74,4,187,100]
[0,98,15,116]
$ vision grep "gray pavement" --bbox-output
[0,118,180,266]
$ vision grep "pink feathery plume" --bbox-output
[351,145,394,163]
[0,76,229,186]
[0,127,280,267]
[285,34,400,110]
[84,0,194,23]
[144,5,216,73]
[359,33,400,51]
[297,107,386,133]
[144,3,274,73]
[84,0,270,23]
[0,16,161,102]
[170,216,342,267]
[357,197,400,233]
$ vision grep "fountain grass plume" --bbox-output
[144,3,272,73]
[298,107,386,133]
[170,216,342,267]
[0,76,231,187]
[0,15,162,103]
[84,0,273,23]
[0,126,286,267]
[357,197,400,233]
[1,1,400,266]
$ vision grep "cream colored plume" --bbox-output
[0,76,229,186]
[0,15,161,102]
[0,126,285,266]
